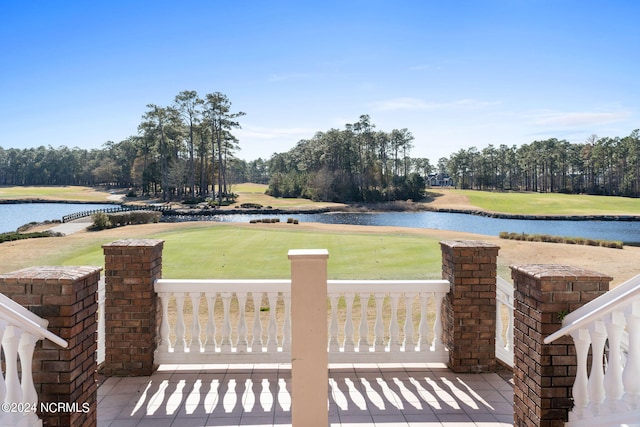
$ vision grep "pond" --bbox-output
[169,211,640,245]
[0,203,116,233]
[2,203,640,245]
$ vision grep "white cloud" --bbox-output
[370,97,500,112]
[267,72,318,82]
[235,125,315,140]
[531,110,631,127]
[408,64,439,71]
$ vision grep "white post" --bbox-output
[289,249,329,427]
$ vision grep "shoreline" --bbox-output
[3,198,640,222]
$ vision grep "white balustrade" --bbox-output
[154,279,450,364]
[544,274,640,426]
[0,292,68,427]
[97,277,106,365]
[496,276,514,367]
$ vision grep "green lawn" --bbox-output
[0,185,116,202]
[441,189,640,215]
[55,224,443,280]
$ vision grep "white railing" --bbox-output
[544,273,640,426]
[0,293,68,427]
[154,279,450,365]
[97,277,105,365]
[496,276,514,367]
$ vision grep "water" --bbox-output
[170,211,640,244]
[0,203,116,233]
[2,203,639,244]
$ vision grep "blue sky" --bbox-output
[1,0,638,162]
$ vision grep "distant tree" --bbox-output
[174,90,203,197]
[203,92,245,204]
[139,104,182,201]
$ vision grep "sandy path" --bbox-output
[427,190,473,210]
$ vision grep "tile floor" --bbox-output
[97,363,514,427]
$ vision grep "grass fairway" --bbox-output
[55,223,442,280]
[435,189,640,215]
[0,185,117,202]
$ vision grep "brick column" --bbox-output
[101,239,163,376]
[440,240,500,373]
[511,265,611,427]
[0,266,102,427]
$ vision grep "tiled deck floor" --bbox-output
[98,363,514,427]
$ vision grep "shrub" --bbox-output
[91,212,112,230]
[240,203,264,209]
[90,210,160,230]
[128,211,161,224]
[0,230,62,244]
[499,231,623,249]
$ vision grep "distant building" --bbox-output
[427,173,454,187]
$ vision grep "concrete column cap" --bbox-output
[288,249,329,259]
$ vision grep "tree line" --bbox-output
[1,100,639,200]
[266,115,430,202]
[0,90,270,202]
[443,130,640,196]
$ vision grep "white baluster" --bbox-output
[374,293,385,352]
[204,293,217,352]
[282,293,291,352]
[571,328,591,420]
[251,292,263,352]
[175,293,186,352]
[432,292,446,351]
[388,293,401,352]
[220,293,233,352]
[3,325,23,404]
[588,320,607,414]
[403,293,415,352]
[358,293,370,352]
[158,293,171,352]
[604,311,625,409]
[267,292,278,352]
[506,295,514,352]
[418,293,429,351]
[0,320,7,401]
[18,332,39,410]
[189,292,202,353]
[496,292,505,349]
[237,293,248,352]
[343,293,355,352]
[97,279,106,364]
[622,301,640,408]
[329,296,339,352]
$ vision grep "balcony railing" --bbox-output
[154,279,450,365]
[0,292,68,427]
[496,276,514,368]
[544,273,640,426]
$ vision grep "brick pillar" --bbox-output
[0,266,102,427]
[101,239,163,376]
[440,240,500,373]
[511,265,611,427]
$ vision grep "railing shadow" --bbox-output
[99,366,513,425]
